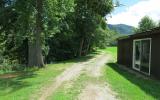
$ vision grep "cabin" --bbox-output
[117,27,160,79]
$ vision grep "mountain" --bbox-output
[107,24,134,35]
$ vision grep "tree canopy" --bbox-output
[135,16,157,33]
[0,0,114,69]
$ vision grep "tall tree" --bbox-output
[0,0,114,68]
[0,0,75,67]
[136,16,156,33]
[28,0,44,67]
[74,0,113,56]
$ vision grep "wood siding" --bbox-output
[117,28,160,79]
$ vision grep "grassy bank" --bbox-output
[0,52,98,100]
[0,62,74,100]
[103,47,160,100]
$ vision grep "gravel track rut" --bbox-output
[37,53,117,100]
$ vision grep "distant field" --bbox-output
[103,47,117,59]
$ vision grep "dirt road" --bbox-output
[37,53,117,100]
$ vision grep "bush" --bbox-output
[0,59,13,71]
[0,59,24,72]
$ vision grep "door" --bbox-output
[133,38,151,75]
[133,41,141,71]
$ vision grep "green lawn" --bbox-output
[103,47,160,100]
[0,62,74,100]
[103,47,117,60]
[105,47,117,55]
[0,53,97,100]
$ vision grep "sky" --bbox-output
[107,0,160,27]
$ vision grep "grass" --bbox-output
[103,47,160,100]
[48,51,104,100]
[49,73,89,100]
[0,62,74,100]
[105,47,117,55]
[0,52,98,100]
[102,47,117,60]
[1,47,160,100]
[48,51,102,100]
[49,72,104,100]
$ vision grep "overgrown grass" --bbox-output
[103,47,160,100]
[0,62,74,100]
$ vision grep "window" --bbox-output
[133,38,151,75]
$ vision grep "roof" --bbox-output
[118,27,160,40]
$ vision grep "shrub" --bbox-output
[0,59,24,72]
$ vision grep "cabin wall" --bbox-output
[117,39,132,68]
[117,33,160,79]
[151,35,160,78]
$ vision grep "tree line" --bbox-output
[0,0,115,70]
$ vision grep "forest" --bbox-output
[0,0,118,71]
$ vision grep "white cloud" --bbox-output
[107,0,160,27]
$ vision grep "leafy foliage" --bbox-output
[158,21,160,27]
[135,16,157,33]
[0,0,115,69]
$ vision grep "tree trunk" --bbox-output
[28,0,44,67]
[79,37,84,57]
[86,38,91,54]
[0,0,5,8]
